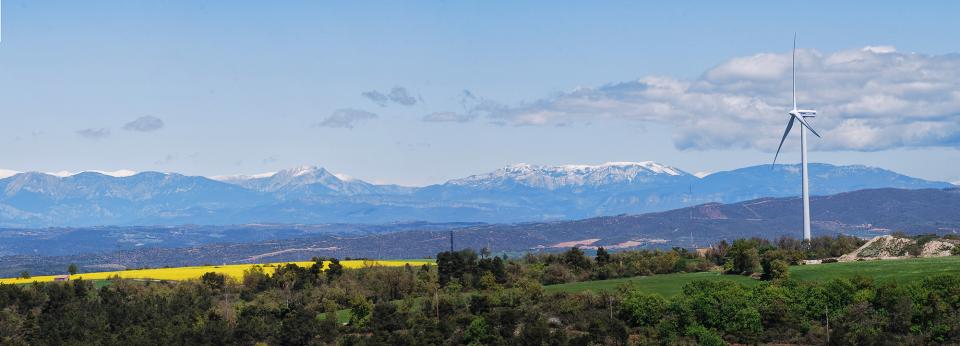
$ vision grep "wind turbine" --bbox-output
[772,35,821,241]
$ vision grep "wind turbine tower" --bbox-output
[772,35,822,241]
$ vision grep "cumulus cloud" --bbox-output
[123,116,165,132]
[76,128,111,140]
[362,86,418,106]
[468,46,960,151]
[316,108,378,129]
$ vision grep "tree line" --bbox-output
[4,235,959,345]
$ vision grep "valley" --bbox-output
[3,187,957,277]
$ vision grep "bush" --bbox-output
[542,264,576,285]
[728,239,761,274]
[619,291,668,327]
[768,260,790,281]
[685,325,725,346]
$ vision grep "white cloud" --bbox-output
[476,46,960,151]
[123,116,165,132]
[316,108,378,129]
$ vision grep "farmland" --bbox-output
[0,259,434,285]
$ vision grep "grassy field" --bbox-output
[0,259,434,285]
[546,256,960,297]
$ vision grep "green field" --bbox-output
[329,256,960,324]
[545,256,960,297]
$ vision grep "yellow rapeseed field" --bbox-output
[0,259,434,285]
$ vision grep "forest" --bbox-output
[1,235,959,345]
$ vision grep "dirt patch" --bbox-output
[922,240,957,257]
[839,235,957,262]
[551,239,600,248]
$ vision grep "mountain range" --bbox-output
[0,162,952,227]
[4,187,958,276]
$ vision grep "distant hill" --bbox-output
[0,162,952,227]
[2,187,957,275]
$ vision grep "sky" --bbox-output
[1,1,959,185]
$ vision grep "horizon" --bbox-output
[1,1,959,185]
[1,161,955,187]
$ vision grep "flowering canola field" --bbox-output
[0,259,434,285]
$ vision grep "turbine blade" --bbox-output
[792,33,797,110]
[792,113,822,138]
[772,116,796,168]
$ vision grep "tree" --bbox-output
[761,250,790,280]
[67,264,78,275]
[17,271,29,279]
[436,250,478,287]
[595,247,611,266]
[619,291,667,327]
[326,258,344,282]
[200,272,226,291]
[349,295,373,327]
[464,317,493,345]
[685,325,725,346]
[280,303,321,345]
[563,247,592,271]
[768,260,790,280]
[728,239,760,275]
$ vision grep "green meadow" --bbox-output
[545,256,960,297]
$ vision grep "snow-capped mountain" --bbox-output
[0,162,952,227]
[0,171,263,227]
[212,165,413,197]
[448,162,691,190]
[0,169,139,179]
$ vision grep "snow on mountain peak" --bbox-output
[449,161,690,190]
[36,169,140,178]
[209,171,277,182]
[693,171,712,178]
[556,161,684,176]
[90,169,140,178]
[333,173,356,181]
[288,165,321,177]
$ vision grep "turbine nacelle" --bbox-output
[789,109,817,118]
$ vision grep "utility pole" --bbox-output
[449,230,454,252]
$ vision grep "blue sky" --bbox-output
[1,1,958,185]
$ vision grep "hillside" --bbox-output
[3,187,958,276]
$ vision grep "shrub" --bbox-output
[685,325,725,346]
[619,291,668,327]
[728,239,760,274]
[768,260,790,281]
